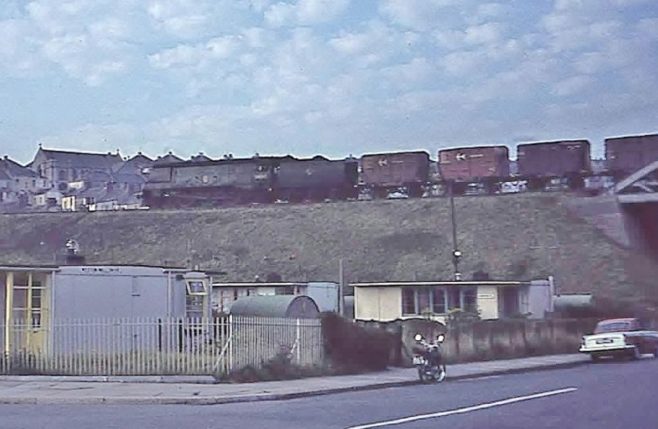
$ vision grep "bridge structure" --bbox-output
[613,160,658,258]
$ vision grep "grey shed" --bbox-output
[229,295,320,318]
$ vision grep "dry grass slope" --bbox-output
[1,194,657,305]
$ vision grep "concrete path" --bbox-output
[0,354,589,405]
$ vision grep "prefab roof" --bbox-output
[351,280,528,288]
[229,295,320,318]
[212,282,306,288]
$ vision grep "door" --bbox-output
[6,272,49,354]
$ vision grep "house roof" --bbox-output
[36,148,122,169]
[113,153,154,174]
[190,153,213,162]
[1,194,657,309]
[0,157,41,178]
[153,152,184,165]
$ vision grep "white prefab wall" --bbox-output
[52,266,187,319]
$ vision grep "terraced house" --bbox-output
[0,155,50,211]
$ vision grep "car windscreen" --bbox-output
[594,322,632,333]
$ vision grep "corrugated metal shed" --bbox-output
[229,295,320,318]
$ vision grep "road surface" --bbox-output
[1,357,656,429]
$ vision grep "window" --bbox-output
[402,289,416,315]
[432,289,446,314]
[275,285,295,295]
[447,288,461,311]
[186,295,204,320]
[11,274,45,329]
[462,288,477,313]
[186,280,208,296]
[31,286,42,328]
[417,288,431,314]
[401,286,478,316]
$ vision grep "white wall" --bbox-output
[52,266,187,319]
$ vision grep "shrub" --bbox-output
[321,313,393,373]
[227,348,325,383]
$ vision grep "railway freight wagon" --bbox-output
[517,140,591,191]
[438,146,510,180]
[360,151,430,198]
[142,157,276,208]
[605,134,658,178]
[273,156,359,202]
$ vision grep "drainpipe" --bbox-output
[166,270,172,317]
[4,272,13,354]
[548,276,555,313]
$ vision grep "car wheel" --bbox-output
[631,346,641,360]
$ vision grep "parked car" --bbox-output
[579,318,658,361]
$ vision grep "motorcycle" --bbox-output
[413,333,447,383]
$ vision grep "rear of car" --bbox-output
[579,318,647,361]
[580,332,636,360]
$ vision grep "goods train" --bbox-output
[142,155,358,208]
[142,133,658,208]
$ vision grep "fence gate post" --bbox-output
[228,314,233,372]
[295,319,301,365]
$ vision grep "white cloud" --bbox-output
[441,50,484,75]
[296,0,350,24]
[149,35,243,69]
[329,31,373,55]
[379,0,458,31]
[380,57,434,88]
[264,0,350,27]
[476,3,506,19]
[637,18,658,39]
[0,19,43,73]
[464,22,504,45]
[552,75,593,97]
[573,52,608,74]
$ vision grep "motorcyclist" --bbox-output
[412,333,444,366]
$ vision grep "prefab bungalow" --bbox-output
[352,278,555,323]
[0,264,214,355]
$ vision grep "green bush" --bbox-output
[227,348,325,383]
[321,313,393,373]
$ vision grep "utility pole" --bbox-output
[449,181,462,281]
[338,258,344,316]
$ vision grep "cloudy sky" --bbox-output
[1,0,657,164]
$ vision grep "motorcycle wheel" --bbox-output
[417,368,426,383]
[435,365,447,383]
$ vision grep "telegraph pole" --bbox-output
[449,181,462,281]
[338,258,345,316]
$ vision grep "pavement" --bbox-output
[0,354,589,405]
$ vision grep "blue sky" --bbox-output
[1,0,657,164]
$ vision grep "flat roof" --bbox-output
[211,282,306,288]
[0,263,187,271]
[0,265,60,272]
[351,281,528,287]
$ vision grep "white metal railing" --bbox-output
[0,316,324,377]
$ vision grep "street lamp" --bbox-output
[452,249,462,281]
[449,181,462,281]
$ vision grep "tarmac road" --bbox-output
[1,357,656,429]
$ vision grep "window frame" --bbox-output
[401,286,479,317]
